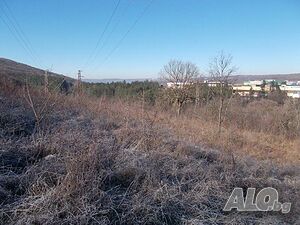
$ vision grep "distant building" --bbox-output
[279,83,300,98]
[166,82,193,88]
[203,80,225,87]
[233,79,300,99]
[243,80,264,86]
[166,79,300,99]
[232,80,266,97]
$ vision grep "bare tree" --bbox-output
[209,52,237,134]
[161,60,199,115]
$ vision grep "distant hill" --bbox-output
[0,58,73,83]
[231,74,300,83]
[0,58,75,93]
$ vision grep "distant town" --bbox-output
[232,79,300,98]
[166,79,300,99]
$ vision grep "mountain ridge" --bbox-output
[0,58,73,82]
[1,58,299,83]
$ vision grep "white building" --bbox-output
[166,82,193,88]
[243,80,264,86]
[232,80,265,97]
[279,84,300,98]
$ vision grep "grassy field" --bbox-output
[0,78,299,224]
[80,95,300,165]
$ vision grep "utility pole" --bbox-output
[195,83,200,105]
[76,70,82,95]
[44,69,49,93]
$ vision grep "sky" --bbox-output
[0,0,300,79]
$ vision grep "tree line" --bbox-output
[83,80,161,104]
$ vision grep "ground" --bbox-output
[0,88,299,225]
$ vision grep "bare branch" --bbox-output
[161,60,199,84]
[209,51,237,83]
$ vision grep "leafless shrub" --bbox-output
[160,60,200,115]
[209,51,237,134]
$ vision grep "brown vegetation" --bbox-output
[88,96,300,165]
[0,77,299,224]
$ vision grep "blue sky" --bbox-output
[0,0,299,79]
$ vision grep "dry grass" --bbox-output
[0,82,299,224]
[83,97,299,165]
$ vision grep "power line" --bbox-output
[3,0,43,67]
[0,13,39,68]
[0,1,43,68]
[85,0,133,72]
[83,0,121,70]
[92,0,154,72]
